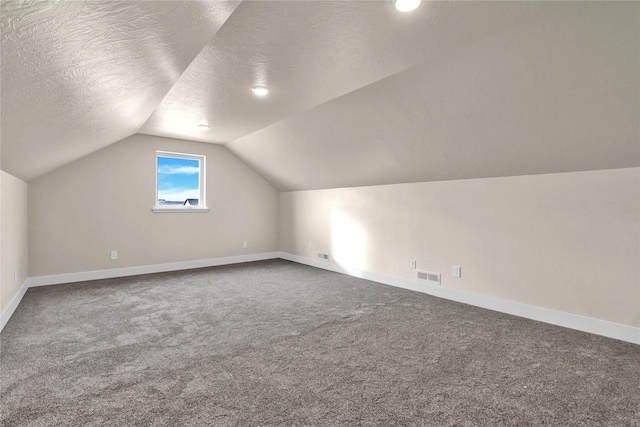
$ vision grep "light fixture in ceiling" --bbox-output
[394,0,421,12]
[198,123,210,131]
[251,86,269,96]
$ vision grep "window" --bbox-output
[153,151,208,213]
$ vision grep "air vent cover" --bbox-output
[416,270,441,285]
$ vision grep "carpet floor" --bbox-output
[1,259,638,426]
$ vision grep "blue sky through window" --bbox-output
[157,156,200,204]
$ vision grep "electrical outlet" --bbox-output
[308,243,313,252]
[14,269,17,283]
[110,250,118,260]
[243,241,248,249]
[452,265,461,278]
[410,259,417,269]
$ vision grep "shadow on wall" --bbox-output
[331,209,367,274]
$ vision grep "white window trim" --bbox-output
[151,207,209,213]
[152,151,209,213]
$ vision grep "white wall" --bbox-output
[280,168,640,328]
[1,171,29,312]
[29,134,279,277]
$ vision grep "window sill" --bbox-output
[152,208,209,213]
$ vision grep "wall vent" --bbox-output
[416,270,441,285]
[317,252,330,261]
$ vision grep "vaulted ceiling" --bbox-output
[2,1,638,190]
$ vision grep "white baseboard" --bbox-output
[0,279,30,332]
[278,252,640,345]
[28,252,281,287]
[0,253,280,333]
[5,252,639,345]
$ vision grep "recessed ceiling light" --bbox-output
[251,86,269,96]
[198,124,210,131]
[394,0,421,12]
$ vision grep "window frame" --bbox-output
[152,151,208,213]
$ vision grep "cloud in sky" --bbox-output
[158,165,200,175]
[158,188,199,202]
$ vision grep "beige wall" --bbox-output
[29,134,279,276]
[1,171,29,312]
[280,168,640,327]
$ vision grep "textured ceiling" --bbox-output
[228,1,640,190]
[1,0,240,181]
[1,1,638,189]
[139,0,548,143]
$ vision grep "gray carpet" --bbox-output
[1,259,638,426]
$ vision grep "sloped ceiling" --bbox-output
[1,1,638,190]
[1,0,240,181]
